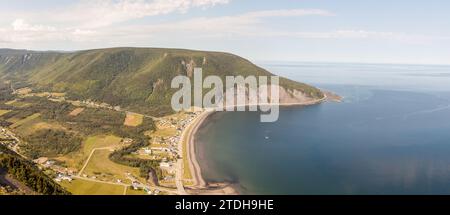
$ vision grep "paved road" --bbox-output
[175,159,187,195]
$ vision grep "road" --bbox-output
[175,159,187,195]
[0,127,27,159]
[75,145,179,195]
[77,146,114,177]
[72,174,178,195]
[125,111,161,122]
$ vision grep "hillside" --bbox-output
[0,145,69,195]
[0,48,324,116]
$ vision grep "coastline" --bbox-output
[182,91,340,195]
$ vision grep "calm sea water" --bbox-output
[196,62,450,194]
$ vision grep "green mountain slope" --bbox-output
[0,144,70,195]
[0,47,323,116]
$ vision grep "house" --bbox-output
[160,162,171,168]
[56,173,72,182]
[143,148,152,155]
[62,176,73,182]
[123,138,133,144]
[44,160,56,167]
[131,181,141,190]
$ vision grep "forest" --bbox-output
[0,145,70,195]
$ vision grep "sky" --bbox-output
[0,0,449,65]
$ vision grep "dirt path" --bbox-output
[77,146,113,176]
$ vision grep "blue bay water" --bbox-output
[195,62,450,194]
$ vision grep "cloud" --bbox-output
[0,8,332,44]
[0,0,230,44]
[0,19,100,43]
[12,19,57,32]
[108,10,446,45]
[243,9,334,18]
[0,4,448,48]
[121,9,335,37]
[26,0,230,28]
[60,0,230,28]
[0,0,230,29]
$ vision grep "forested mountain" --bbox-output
[0,48,323,116]
[0,145,70,195]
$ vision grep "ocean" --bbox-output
[195,62,450,194]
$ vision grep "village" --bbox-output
[1,86,202,195]
[0,127,19,151]
[134,111,200,186]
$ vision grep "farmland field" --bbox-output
[82,149,142,183]
[10,113,41,129]
[82,135,123,156]
[0,110,10,116]
[124,112,143,127]
[60,179,125,195]
[69,108,85,116]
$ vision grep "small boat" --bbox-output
[265,136,269,140]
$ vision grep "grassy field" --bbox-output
[5,100,17,105]
[54,135,123,170]
[60,179,125,195]
[182,131,192,180]
[152,127,177,137]
[5,100,31,108]
[83,149,141,183]
[35,92,66,98]
[6,117,19,123]
[0,110,10,116]
[10,113,41,129]
[82,135,122,156]
[15,121,65,137]
[181,113,198,180]
[15,87,32,95]
[69,108,84,116]
[125,187,147,195]
[124,112,143,127]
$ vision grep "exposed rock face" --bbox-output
[279,87,313,104]
[214,85,324,108]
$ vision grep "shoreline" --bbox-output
[182,91,340,195]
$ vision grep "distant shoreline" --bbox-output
[184,91,340,194]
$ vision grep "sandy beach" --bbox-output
[181,91,340,195]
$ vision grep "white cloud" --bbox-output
[15,0,230,29]
[107,11,447,45]
[0,4,448,48]
[243,9,334,18]
[0,8,332,44]
[0,0,230,44]
[12,19,57,32]
[120,9,335,37]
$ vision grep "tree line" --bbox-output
[0,145,70,195]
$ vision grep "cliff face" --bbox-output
[0,48,323,115]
